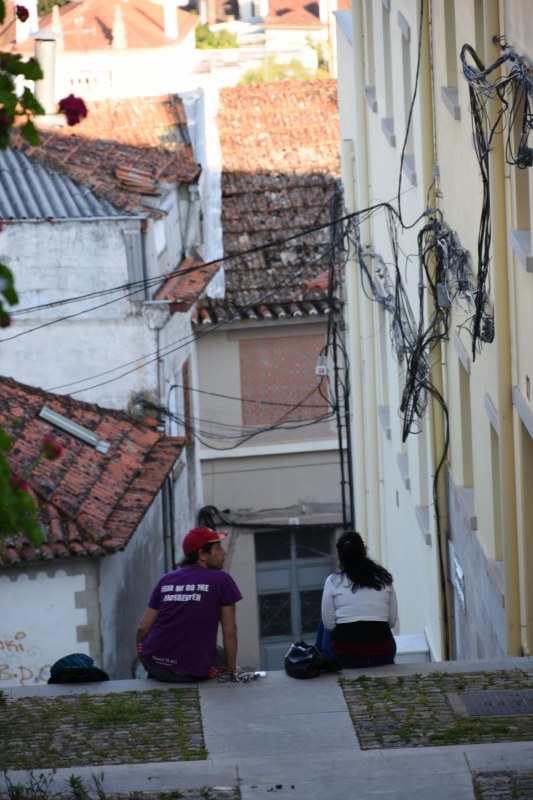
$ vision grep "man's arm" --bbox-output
[136,607,159,650]
[220,604,238,672]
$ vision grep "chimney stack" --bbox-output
[34,29,59,115]
[163,0,179,40]
[51,4,64,51]
[112,4,128,49]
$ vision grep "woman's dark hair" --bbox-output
[179,540,215,567]
[336,531,393,591]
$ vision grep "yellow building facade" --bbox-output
[336,0,533,661]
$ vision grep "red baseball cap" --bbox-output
[182,526,228,556]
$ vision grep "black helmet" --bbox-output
[284,641,321,679]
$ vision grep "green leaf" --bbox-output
[20,119,40,146]
[20,87,45,116]
[2,286,18,304]
[0,72,16,98]
[0,428,12,453]
[0,264,19,305]
[16,58,44,82]
[0,2,5,25]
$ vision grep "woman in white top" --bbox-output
[315,530,398,668]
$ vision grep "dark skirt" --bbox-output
[329,621,396,664]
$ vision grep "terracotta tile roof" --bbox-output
[195,80,342,325]
[0,0,198,51]
[155,257,222,312]
[10,95,200,218]
[0,376,184,567]
[263,0,322,28]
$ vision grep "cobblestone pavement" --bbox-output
[473,770,533,800]
[340,669,533,749]
[341,670,533,799]
[0,688,206,770]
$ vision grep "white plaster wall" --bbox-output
[0,570,89,687]
[201,449,344,512]
[182,86,225,273]
[98,498,166,679]
[0,316,159,410]
[0,219,135,317]
[52,37,200,102]
[224,529,259,669]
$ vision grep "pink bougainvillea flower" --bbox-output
[58,94,88,126]
[0,113,13,132]
[42,434,63,460]
[10,474,29,492]
[16,5,30,23]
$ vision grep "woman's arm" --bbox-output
[388,585,398,628]
[321,576,337,630]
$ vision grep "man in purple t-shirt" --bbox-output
[136,526,243,682]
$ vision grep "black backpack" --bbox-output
[284,641,321,679]
[48,653,110,684]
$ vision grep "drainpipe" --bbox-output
[484,0,521,655]
[425,1,452,661]
[142,302,174,571]
[181,184,200,259]
[341,139,367,537]
[349,0,381,558]
[162,476,176,570]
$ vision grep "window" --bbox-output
[474,0,485,67]
[380,0,396,146]
[382,0,393,117]
[440,2,460,119]
[364,0,377,112]
[508,85,533,270]
[377,304,391,439]
[255,528,335,669]
[239,333,329,427]
[459,361,473,487]
[444,1,458,88]
[400,14,416,184]
[490,426,502,560]
[518,421,533,655]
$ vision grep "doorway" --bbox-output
[254,528,336,669]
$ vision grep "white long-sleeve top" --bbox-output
[321,573,398,631]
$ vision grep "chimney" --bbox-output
[112,4,128,49]
[15,0,38,43]
[163,0,178,40]
[256,0,269,18]
[34,29,58,115]
[198,0,207,25]
[206,0,216,26]
[51,4,64,51]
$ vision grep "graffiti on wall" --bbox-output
[0,630,51,685]
[0,570,89,687]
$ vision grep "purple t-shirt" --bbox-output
[141,565,242,677]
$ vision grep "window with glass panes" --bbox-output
[254,528,335,667]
